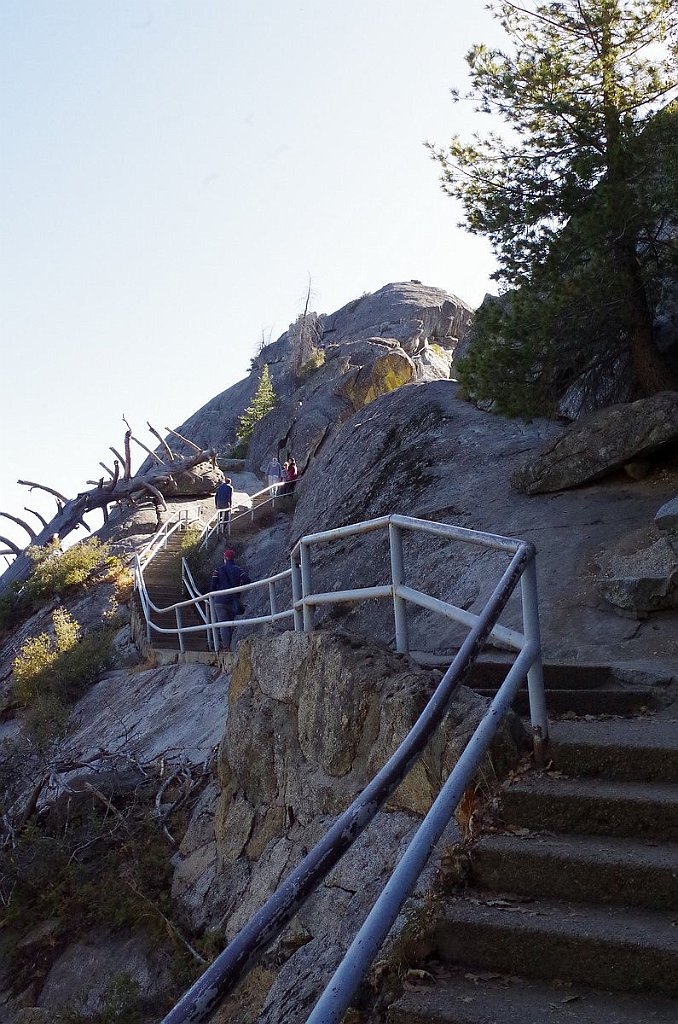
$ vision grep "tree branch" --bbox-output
[123,422,132,481]
[0,535,21,556]
[135,481,167,510]
[17,480,69,503]
[131,435,165,464]
[0,512,37,541]
[24,507,49,530]
[165,427,201,453]
[147,422,175,462]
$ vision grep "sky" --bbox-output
[1,0,505,555]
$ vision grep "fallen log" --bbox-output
[1,425,216,596]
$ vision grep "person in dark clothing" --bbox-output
[210,548,251,651]
[286,457,298,492]
[214,478,234,534]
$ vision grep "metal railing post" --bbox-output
[208,595,220,652]
[291,553,303,632]
[300,542,314,632]
[176,606,185,654]
[389,522,409,654]
[521,555,548,765]
[268,581,278,619]
[205,600,213,650]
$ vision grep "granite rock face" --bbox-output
[337,343,415,411]
[171,282,472,476]
[227,379,678,666]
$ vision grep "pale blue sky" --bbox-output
[1,1,503,551]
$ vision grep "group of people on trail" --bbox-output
[265,455,298,495]
[210,455,299,652]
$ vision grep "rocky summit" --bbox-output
[1,280,677,1024]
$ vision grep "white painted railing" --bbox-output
[198,482,289,549]
[136,509,543,712]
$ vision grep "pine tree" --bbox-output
[236,366,276,447]
[429,0,678,413]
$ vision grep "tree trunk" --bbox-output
[619,247,677,396]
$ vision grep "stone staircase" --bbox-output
[141,531,210,652]
[387,672,678,1023]
[140,493,286,654]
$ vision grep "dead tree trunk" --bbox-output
[0,422,216,597]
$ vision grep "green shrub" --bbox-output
[297,347,326,378]
[229,440,249,459]
[181,528,222,592]
[0,584,25,636]
[13,607,116,742]
[62,974,143,1024]
[20,536,131,606]
[0,541,131,641]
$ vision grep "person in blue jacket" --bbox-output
[210,548,251,651]
[214,477,233,534]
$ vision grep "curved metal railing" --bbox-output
[133,496,294,649]
[157,514,547,1024]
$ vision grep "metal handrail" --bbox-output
[159,516,546,1024]
[137,509,194,570]
[199,483,285,549]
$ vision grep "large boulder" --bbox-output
[596,527,678,616]
[655,495,678,537]
[336,342,415,411]
[512,392,678,494]
[159,459,223,497]
[320,281,473,357]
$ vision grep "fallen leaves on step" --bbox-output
[403,968,435,989]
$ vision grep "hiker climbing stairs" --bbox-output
[140,487,285,653]
[388,677,678,1023]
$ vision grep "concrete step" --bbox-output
[149,611,206,624]
[144,589,183,600]
[433,895,678,996]
[470,832,678,910]
[499,774,678,841]
[149,613,207,629]
[548,719,678,782]
[152,640,211,652]
[473,686,658,717]
[465,659,673,693]
[387,972,678,1023]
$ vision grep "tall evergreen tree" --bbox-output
[429,0,678,413]
[237,365,276,446]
